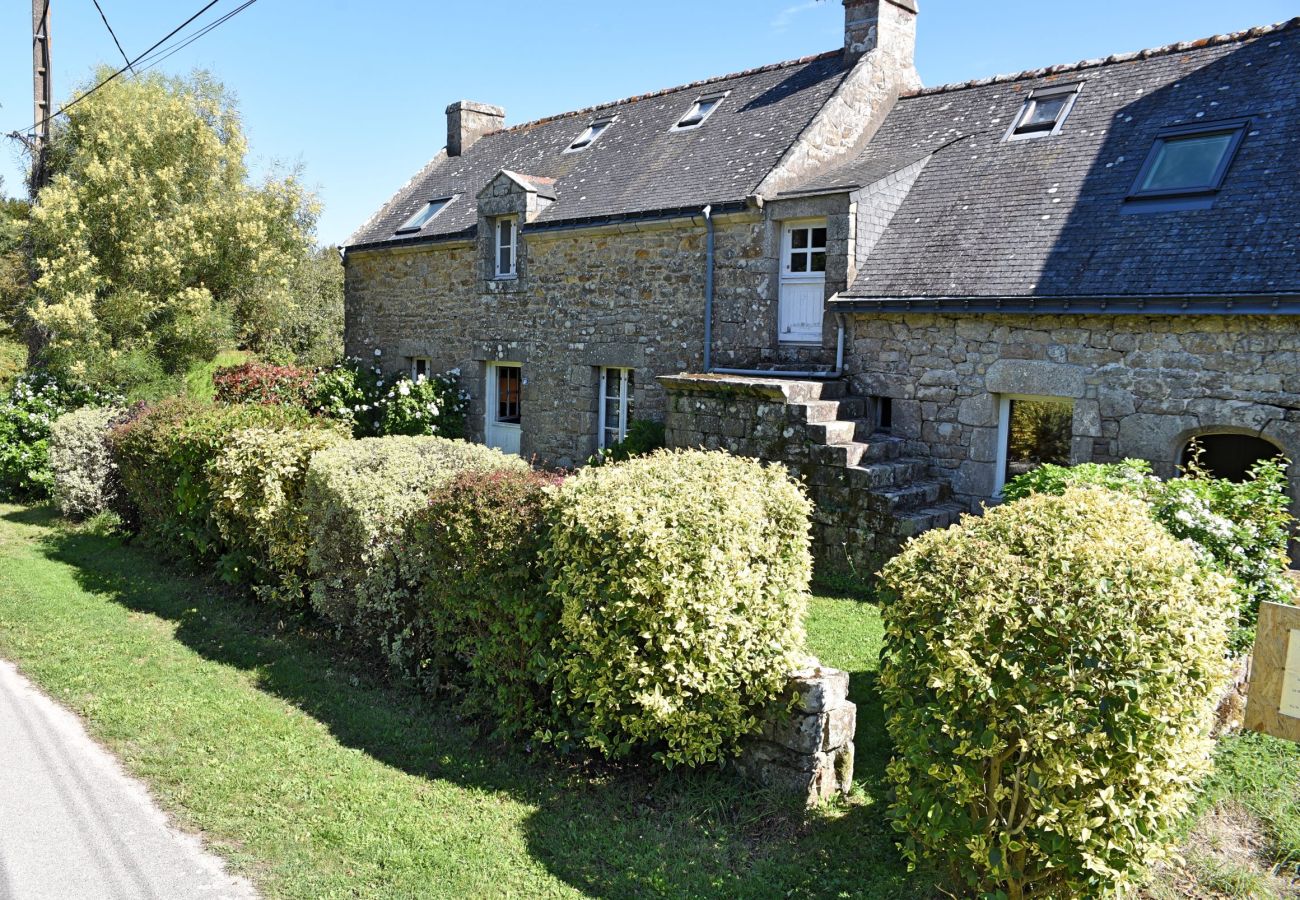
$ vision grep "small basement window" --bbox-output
[995,395,1074,494]
[565,118,614,152]
[1130,119,1248,198]
[395,198,451,234]
[672,92,727,131]
[1006,83,1081,141]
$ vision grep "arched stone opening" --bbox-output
[1179,432,1284,483]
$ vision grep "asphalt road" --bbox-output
[0,659,257,900]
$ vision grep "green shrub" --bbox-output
[879,488,1236,898]
[49,406,122,518]
[406,468,565,733]
[1004,457,1295,651]
[209,425,348,604]
[546,449,812,767]
[0,372,120,501]
[302,436,527,654]
[587,419,666,467]
[107,397,315,563]
[307,360,469,439]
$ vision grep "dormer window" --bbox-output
[566,118,614,152]
[1006,83,1081,141]
[1129,119,1247,199]
[494,216,517,279]
[672,92,728,131]
[395,197,452,234]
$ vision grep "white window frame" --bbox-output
[994,393,1075,496]
[410,357,431,381]
[671,91,729,132]
[494,216,517,279]
[781,219,828,279]
[598,367,634,449]
[1004,82,1083,142]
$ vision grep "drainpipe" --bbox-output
[700,203,845,380]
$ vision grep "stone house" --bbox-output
[345,3,1300,572]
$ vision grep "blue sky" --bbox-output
[2,1,1294,245]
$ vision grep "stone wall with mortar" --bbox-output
[738,663,856,805]
[346,211,791,467]
[844,312,1300,508]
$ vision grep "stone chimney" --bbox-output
[446,100,505,157]
[843,0,918,67]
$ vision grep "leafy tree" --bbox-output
[246,244,344,366]
[27,70,320,392]
[0,193,31,339]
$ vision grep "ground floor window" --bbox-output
[485,363,523,456]
[409,357,430,381]
[995,395,1074,494]
[1181,433,1283,482]
[599,367,634,449]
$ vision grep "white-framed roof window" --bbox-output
[671,91,729,131]
[565,117,615,153]
[1005,83,1082,141]
[395,197,453,234]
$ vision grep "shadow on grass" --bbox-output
[19,511,930,899]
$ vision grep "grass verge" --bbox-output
[0,505,924,899]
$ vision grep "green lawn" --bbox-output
[0,503,1296,898]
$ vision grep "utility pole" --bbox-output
[30,0,52,194]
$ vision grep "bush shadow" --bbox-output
[35,522,930,899]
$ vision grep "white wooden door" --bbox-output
[485,363,522,455]
[778,222,827,343]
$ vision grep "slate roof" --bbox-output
[837,19,1300,301]
[347,52,849,249]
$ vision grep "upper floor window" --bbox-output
[1006,83,1081,141]
[1129,119,1247,199]
[494,217,517,278]
[672,92,727,131]
[395,197,452,234]
[783,222,827,276]
[566,118,614,152]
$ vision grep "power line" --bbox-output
[91,0,135,75]
[10,0,221,136]
[131,0,259,76]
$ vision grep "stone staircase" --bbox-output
[660,373,966,575]
[781,380,966,542]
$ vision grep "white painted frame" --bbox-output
[1004,82,1083,142]
[494,217,517,279]
[564,117,616,153]
[670,91,730,132]
[994,393,1076,496]
[598,367,633,449]
[778,218,828,344]
[410,357,431,381]
[485,362,523,455]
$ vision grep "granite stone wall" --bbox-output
[844,312,1300,507]
[345,212,786,466]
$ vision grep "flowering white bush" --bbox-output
[307,359,469,438]
[49,406,123,518]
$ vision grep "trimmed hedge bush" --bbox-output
[302,436,527,655]
[107,397,316,563]
[49,406,122,518]
[209,425,349,604]
[212,361,314,406]
[407,468,565,733]
[1004,457,1295,651]
[879,488,1236,898]
[546,449,812,767]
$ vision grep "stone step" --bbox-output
[844,458,930,490]
[875,480,949,512]
[782,380,847,403]
[893,502,969,538]
[813,435,905,467]
[806,420,858,445]
[848,417,892,441]
[787,395,869,425]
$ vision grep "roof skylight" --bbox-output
[672,92,728,131]
[1129,120,1247,199]
[565,118,614,152]
[395,198,452,234]
[1006,83,1082,141]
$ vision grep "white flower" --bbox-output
[373,348,382,357]
[398,381,411,396]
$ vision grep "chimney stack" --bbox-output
[446,100,505,157]
[843,0,918,67]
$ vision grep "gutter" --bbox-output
[701,204,845,381]
[831,293,1300,316]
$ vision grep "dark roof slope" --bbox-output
[840,19,1300,300]
[348,52,848,249]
